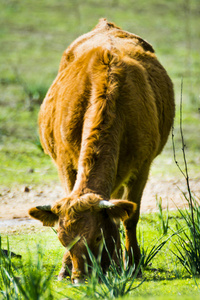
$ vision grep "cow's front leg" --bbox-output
[123,216,141,269]
[58,250,72,281]
[123,163,150,271]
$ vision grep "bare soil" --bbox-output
[0,177,199,224]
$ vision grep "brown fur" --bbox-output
[29,18,175,282]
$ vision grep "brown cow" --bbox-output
[29,18,175,283]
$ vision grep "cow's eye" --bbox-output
[96,236,102,243]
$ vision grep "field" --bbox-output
[0,0,200,299]
[1,207,200,299]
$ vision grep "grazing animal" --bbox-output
[29,18,175,283]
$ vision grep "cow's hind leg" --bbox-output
[123,163,150,270]
[58,250,72,281]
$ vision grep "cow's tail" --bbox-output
[74,48,125,195]
[85,47,125,131]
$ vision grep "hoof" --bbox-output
[58,266,70,281]
[72,277,85,285]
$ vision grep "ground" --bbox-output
[0,176,199,234]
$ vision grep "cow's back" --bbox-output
[39,19,174,195]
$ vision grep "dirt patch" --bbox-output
[143,177,200,211]
[0,184,65,221]
[1,177,199,223]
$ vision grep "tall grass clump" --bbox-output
[172,195,200,275]
[172,80,200,276]
[0,237,19,300]
[139,231,177,270]
[156,196,169,235]
[0,236,55,299]
[68,237,143,299]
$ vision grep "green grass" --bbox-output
[1,209,200,299]
[0,136,58,186]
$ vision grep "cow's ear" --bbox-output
[105,200,137,221]
[28,206,59,227]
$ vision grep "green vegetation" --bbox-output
[0,0,200,185]
[173,196,200,276]
[0,237,54,299]
[71,240,143,298]
[1,205,200,299]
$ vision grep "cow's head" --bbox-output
[29,193,136,283]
